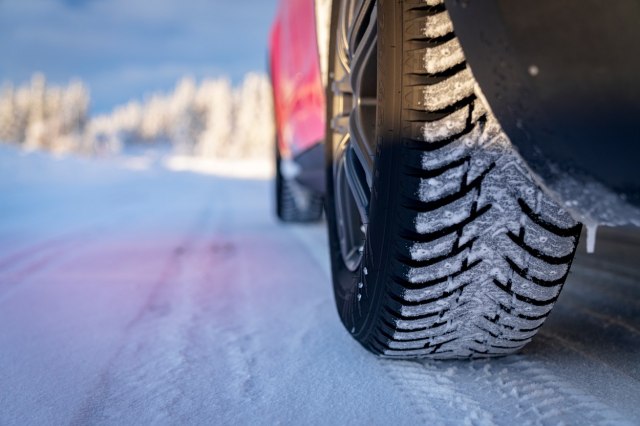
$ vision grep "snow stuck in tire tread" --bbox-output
[367,1,581,358]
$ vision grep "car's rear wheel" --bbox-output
[275,142,324,223]
[325,0,582,358]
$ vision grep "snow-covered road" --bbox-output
[1,147,639,425]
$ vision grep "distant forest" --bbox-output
[0,73,274,159]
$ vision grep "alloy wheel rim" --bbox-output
[331,0,378,272]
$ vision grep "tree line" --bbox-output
[0,72,274,159]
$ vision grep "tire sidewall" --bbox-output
[326,0,405,349]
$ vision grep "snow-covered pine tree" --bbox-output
[0,74,90,152]
[44,86,63,150]
[58,80,89,151]
[197,78,233,158]
[170,77,199,155]
[140,94,169,142]
[25,73,47,150]
[232,73,274,159]
[0,84,16,143]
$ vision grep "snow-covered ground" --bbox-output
[1,145,639,425]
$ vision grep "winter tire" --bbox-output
[325,0,582,358]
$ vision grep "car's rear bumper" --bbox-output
[446,0,640,208]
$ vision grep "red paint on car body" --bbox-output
[269,0,325,159]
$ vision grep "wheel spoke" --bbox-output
[348,4,377,187]
[334,136,366,271]
[331,0,378,272]
[336,0,356,74]
[347,0,376,57]
[344,143,371,224]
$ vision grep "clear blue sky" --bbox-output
[0,0,279,113]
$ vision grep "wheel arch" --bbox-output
[445,0,640,213]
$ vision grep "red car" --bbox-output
[269,0,640,358]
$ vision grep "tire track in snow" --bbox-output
[195,234,262,410]
[0,233,82,271]
[0,234,100,304]
[71,203,222,425]
[464,357,630,426]
[530,330,640,423]
[381,359,495,425]
[0,196,145,274]
[0,238,78,281]
[379,353,629,426]
[0,201,153,303]
[539,328,639,381]
[72,179,266,424]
